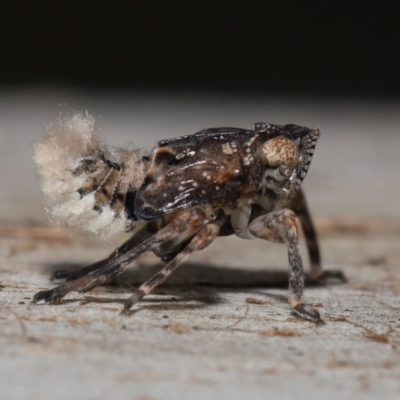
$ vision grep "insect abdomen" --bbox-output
[34,113,147,237]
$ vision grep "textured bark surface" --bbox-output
[1,91,399,400]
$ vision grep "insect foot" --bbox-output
[32,114,343,323]
[293,303,323,324]
[33,287,64,304]
[122,289,146,314]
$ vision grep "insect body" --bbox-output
[33,114,341,322]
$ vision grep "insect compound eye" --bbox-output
[262,136,299,169]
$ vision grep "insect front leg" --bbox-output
[52,224,150,282]
[231,205,253,239]
[246,208,322,322]
[123,219,223,312]
[33,206,212,304]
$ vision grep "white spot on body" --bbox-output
[244,135,258,148]
[243,155,254,166]
[222,143,234,155]
[176,148,195,160]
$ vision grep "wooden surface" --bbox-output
[0,90,399,400]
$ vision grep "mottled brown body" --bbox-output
[33,120,345,322]
[134,127,265,221]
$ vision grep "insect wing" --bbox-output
[135,132,247,221]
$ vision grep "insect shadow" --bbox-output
[38,260,341,311]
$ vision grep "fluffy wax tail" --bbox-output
[34,113,147,237]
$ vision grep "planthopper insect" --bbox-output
[33,114,344,322]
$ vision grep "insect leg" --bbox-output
[247,208,322,322]
[290,189,346,283]
[52,225,150,281]
[33,206,212,304]
[231,205,252,239]
[123,220,222,312]
[290,189,321,277]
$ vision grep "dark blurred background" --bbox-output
[1,0,399,96]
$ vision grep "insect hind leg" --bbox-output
[33,206,212,304]
[123,219,222,312]
[290,189,322,277]
[51,225,150,282]
[290,189,346,283]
